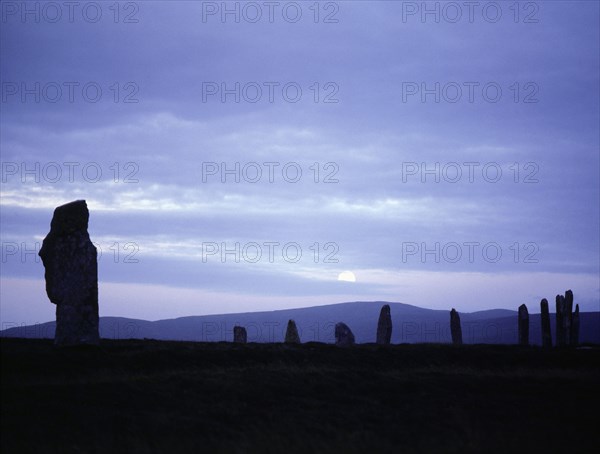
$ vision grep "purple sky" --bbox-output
[1,1,599,326]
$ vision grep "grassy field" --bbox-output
[1,338,599,453]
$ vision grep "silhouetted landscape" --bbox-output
[2,300,600,452]
[2,338,599,453]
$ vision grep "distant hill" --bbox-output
[1,301,598,345]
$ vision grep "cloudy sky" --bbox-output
[1,0,599,326]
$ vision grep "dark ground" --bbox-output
[1,339,599,453]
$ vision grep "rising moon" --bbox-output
[337,271,356,282]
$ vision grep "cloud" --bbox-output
[1,1,598,324]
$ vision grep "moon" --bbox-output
[337,271,356,282]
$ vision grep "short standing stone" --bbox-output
[376,304,392,345]
[233,326,247,343]
[335,322,355,346]
[285,319,301,344]
[540,298,552,348]
[571,304,580,347]
[450,308,462,345]
[38,200,99,346]
[518,304,529,346]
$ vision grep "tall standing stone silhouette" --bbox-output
[518,304,529,346]
[450,309,462,345]
[556,294,566,347]
[571,304,580,347]
[233,326,247,343]
[376,304,392,345]
[284,319,301,343]
[564,290,574,344]
[540,298,552,348]
[39,200,99,346]
[335,322,355,346]
[556,290,577,347]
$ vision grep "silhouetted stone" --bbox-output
[376,304,392,345]
[285,319,300,344]
[556,294,565,347]
[564,289,573,344]
[38,200,99,346]
[233,326,247,343]
[555,290,579,347]
[518,304,529,346]
[571,304,580,347]
[540,298,552,348]
[450,308,462,345]
[335,322,355,346]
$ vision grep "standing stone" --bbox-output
[38,200,99,346]
[233,326,247,343]
[564,290,574,345]
[518,304,529,346]
[376,304,392,345]
[556,294,565,347]
[450,308,462,345]
[540,298,552,348]
[571,304,580,347]
[335,322,355,346]
[284,319,301,344]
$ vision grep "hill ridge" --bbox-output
[1,301,597,345]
